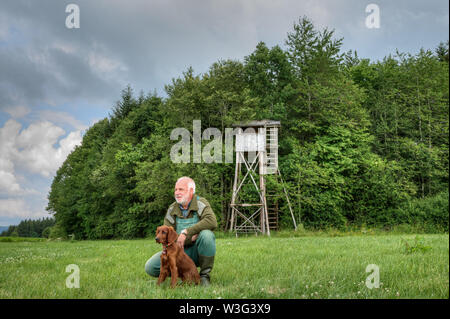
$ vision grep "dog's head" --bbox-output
[155,225,178,245]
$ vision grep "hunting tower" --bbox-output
[229,120,296,236]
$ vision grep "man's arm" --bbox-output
[163,218,174,228]
[184,202,217,237]
[163,203,176,228]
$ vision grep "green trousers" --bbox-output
[145,230,216,278]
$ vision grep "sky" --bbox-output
[0,0,448,226]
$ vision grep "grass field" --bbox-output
[0,232,448,299]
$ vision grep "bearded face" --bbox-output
[175,192,190,206]
[174,178,193,207]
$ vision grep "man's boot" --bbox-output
[198,255,214,287]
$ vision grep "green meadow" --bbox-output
[0,232,448,299]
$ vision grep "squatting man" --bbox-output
[145,176,217,286]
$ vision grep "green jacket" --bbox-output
[164,195,218,245]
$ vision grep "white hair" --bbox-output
[177,176,196,193]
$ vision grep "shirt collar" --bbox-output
[179,200,191,212]
[178,195,198,212]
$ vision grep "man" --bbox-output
[145,176,217,286]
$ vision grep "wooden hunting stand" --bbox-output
[229,120,297,236]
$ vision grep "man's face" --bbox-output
[174,179,193,206]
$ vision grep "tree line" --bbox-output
[1,218,55,238]
[46,17,449,239]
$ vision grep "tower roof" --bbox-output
[232,120,281,128]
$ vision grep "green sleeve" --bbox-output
[164,217,175,228]
[185,203,217,236]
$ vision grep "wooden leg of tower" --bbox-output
[263,176,270,236]
[260,175,265,234]
[259,151,270,236]
[230,151,240,232]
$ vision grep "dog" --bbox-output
[155,225,200,288]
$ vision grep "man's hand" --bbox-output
[177,232,198,249]
[177,229,189,249]
[177,233,186,249]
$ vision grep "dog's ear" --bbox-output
[167,226,178,244]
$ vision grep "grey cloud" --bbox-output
[0,1,127,111]
[0,0,448,113]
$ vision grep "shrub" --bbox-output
[48,224,67,239]
[42,227,51,238]
[402,236,432,254]
[395,191,449,232]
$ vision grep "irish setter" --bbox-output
[155,225,200,288]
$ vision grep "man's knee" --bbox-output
[145,252,161,277]
[197,229,215,242]
[196,230,216,256]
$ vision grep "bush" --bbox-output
[395,191,449,232]
[402,235,432,254]
[48,224,67,239]
[42,227,51,238]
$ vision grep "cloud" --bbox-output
[14,121,83,177]
[0,171,22,194]
[0,18,7,41]
[0,1,125,113]
[0,0,344,113]
[0,119,23,194]
[0,199,31,218]
[1,0,448,114]
[87,46,129,79]
[0,119,82,195]
[2,105,31,119]
[0,118,73,222]
[35,110,88,131]
[0,198,48,219]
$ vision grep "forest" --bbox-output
[46,17,449,239]
[0,217,55,238]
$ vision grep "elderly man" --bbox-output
[145,176,217,286]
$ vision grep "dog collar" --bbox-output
[163,240,176,252]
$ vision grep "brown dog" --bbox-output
[155,225,200,288]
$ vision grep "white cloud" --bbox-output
[55,130,84,164]
[0,198,48,219]
[0,118,81,222]
[14,121,63,177]
[14,121,82,177]
[88,51,128,75]
[0,119,82,191]
[0,119,23,194]
[0,199,31,218]
[37,110,88,131]
[52,41,78,55]
[2,105,31,119]
[89,118,102,127]
[0,171,21,193]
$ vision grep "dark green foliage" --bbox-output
[0,218,55,238]
[48,224,67,239]
[436,41,449,63]
[349,50,449,199]
[284,126,410,229]
[42,227,51,238]
[46,17,449,238]
[394,191,449,232]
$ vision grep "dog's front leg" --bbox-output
[157,268,169,286]
[168,256,178,288]
[157,256,169,286]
